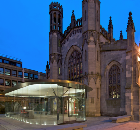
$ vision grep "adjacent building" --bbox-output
[0,55,46,94]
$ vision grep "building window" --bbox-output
[58,39,61,47]
[34,75,38,79]
[54,25,56,29]
[0,59,2,63]
[18,71,22,78]
[58,14,60,24]
[109,64,120,99]
[4,60,9,64]
[5,68,11,76]
[50,13,52,24]
[5,79,11,86]
[10,61,16,66]
[68,50,82,83]
[24,73,29,79]
[59,67,60,75]
[54,12,56,23]
[29,74,34,79]
[0,79,4,85]
[0,68,4,74]
[12,70,17,77]
[12,80,17,87]
[50,26,52,31]
[16,63,21,67]
[53,5,57,9]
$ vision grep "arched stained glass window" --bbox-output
[68,50,83,83]
[109,64,120,98]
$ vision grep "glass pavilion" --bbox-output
[3,79,90,125]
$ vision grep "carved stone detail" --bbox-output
[50,53,62,64]
[88,73,101,84]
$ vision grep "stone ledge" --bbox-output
[109,115,131,123]
[57,124,87,130]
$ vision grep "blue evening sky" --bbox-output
[0,0,139,73]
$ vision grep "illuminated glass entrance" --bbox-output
[4,79,87,125]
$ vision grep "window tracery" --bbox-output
[68,50,83,83]
[109,64,120,98]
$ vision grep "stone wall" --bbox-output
[100,50,126,116]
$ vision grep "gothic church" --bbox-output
[48,0,140,120]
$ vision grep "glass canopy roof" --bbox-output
[4,79,92,97]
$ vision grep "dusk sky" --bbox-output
[0,0,139,73]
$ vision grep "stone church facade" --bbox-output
[47,0,140,120]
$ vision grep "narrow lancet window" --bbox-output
[59,67,60,75]
[54,12,56,23]
[109,65,120,99]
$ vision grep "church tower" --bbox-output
[49,2,63,79]
[82,0,101,117]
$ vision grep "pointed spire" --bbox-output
[71,10,75,18]
[46,61,49,69]
[72,10,74,15]
[109,16,112,25]
[120,30,123,40]
[108,16,113,29]
[46,61,50,79]
[71,10,76,28]
[108,16,113,42]
[127,11,135,30]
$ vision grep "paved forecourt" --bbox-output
[0,114,139,130]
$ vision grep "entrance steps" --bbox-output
[109,115,131,123]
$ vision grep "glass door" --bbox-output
[75,88,86,121]
[68,87,76,122]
